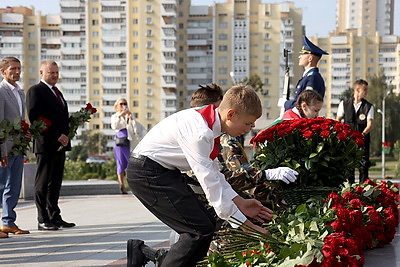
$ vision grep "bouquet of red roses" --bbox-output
[250,117,365,188]
[8,117,51,156]
[58,103,97,151]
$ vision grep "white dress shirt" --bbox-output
[134,108,247,227]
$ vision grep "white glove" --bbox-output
[264,167,298,184]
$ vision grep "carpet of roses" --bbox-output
[205,180,399,266]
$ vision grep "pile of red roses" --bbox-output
[205,180,399,267]
[306,180,399,267]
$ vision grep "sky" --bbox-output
[1,0,399,37]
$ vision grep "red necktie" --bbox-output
[210,136,220,160]
[52,86,65,108]
[195,104,220,160]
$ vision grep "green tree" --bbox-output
[240,74,264,93]
[366,71,400,156]
[339,87,353,101]
[67,130,108,161]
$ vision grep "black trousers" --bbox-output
[35,152,65,223]
[127,155,216,267]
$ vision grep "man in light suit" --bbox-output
[0,57,30,238]
[26,60,75,231]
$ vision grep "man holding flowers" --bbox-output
[0,57,30,237]
[26,60,75,231]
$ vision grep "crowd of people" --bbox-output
[0,35,374,267]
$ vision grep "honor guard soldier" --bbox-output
[285,36,329,110]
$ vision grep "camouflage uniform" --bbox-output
[218,134,281,205]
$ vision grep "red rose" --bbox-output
[320,130,330,139]
[38,116,51,132]
[302,130,313,139]
[337,132,347,141]
[85,103,93,110]
[355,138,364,146]
[21,120,30,133]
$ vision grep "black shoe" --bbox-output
[127,239,148,267]
[38,222,59,231]
[52,219,76,228]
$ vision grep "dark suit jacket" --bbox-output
[284,67,326,110]
[26,81,71,153]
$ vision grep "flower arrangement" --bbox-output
[58,103,97,151]
[1,117,50,157]
[203,180,399,267]
[250,118,365,188]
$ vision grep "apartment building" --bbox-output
[317,32,400,118]
[185,1,303,129]
[336,0,394,36]
[58,0,181,150]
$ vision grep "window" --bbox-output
[219,56,228,63]
[219,22,227,28]
[93,78,99,84]
[28,44,35,50]
[219,45,228,51]
[219,68,228,74]
[146,18,153,25]
[219,34,228,40]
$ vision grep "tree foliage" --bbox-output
[240,74,264,93]
[366,71,400,156]
[67,130,108,161]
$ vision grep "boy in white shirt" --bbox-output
[127,85,273,266]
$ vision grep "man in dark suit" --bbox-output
[0,57,30,237]
[26,60,75,231]
[284,36,328,110]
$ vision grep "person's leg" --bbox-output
[47,152,65,222]
[35,153,52,223]
[127,156,216,267]
[1,154,24,227]
[114,145,130,193]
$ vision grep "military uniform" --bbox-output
[285,36,328,110]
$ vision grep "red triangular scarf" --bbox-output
[195,105,220,160]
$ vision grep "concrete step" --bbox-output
[20,163,120,199]
[60,180,120,196]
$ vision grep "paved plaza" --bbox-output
[0,190,399,266]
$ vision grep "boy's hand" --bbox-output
[241,219,269,234]
[233,196,273,223]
